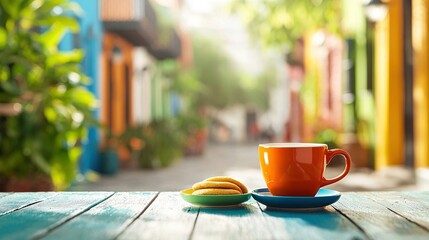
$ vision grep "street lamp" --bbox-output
[364,0,388,22]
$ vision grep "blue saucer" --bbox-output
[251,188,341,209]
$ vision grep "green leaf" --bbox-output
[44,106,58,122]
[37,21,79,50]
[6,117,20,138]
[31,153,51,174]
[51,148,79,190]
[0,80,20,95]
[46,50,83,67]
[50,159,69,190]
[37,15,79,32]
[27,65,43,86]
[65,130,79,147]
[0,66,10,82]
[68,146,82,165]
[69,87,98,108]
[0,27,7,48]
[0,0,20,19]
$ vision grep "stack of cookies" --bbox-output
[191,176,248,195]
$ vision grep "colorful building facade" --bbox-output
[60,0,103,174]
[285,0,429,177]
[59,0,183,171]
[371,0,429,179]
[411,0,429,177]
[100,0,182,164]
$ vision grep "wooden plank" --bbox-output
[333,192,429,240]
[0,192,12,201]
[190,195,365,240]
[42,192,158,240]
[0,192,57,216]
[0,192,113,240]
[118,192,198,240]
[367,192,429,231]
[191,201,277,240]
[404,191,429,203]
[257,205,365,240]
[0,193,11,198]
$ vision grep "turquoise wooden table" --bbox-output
[0,191,428,239]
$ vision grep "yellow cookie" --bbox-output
[192,181,242,193]
[204,176,248,193]
[192,188,242,195]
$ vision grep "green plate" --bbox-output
[180,189,251,207]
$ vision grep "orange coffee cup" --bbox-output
[258,143,351,196]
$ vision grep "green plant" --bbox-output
[176,112,207,137]
[314,129,339,149]
[0,0,97,190]
[101,127,120,151]
[121,119,184,169]
[230,0,342,47]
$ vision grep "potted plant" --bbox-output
[0,0,97,191]
[176,112,207,156]
[99,128,120,175]
[121,119,184,169]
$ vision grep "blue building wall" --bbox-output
[60,0,102,174]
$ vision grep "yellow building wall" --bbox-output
[374,0,405,169]
[413,0,429,168]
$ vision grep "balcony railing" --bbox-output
[148,28,182,60]
[101,0,158,47]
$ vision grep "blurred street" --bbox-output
[70,143,429,192]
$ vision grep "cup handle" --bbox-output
[321,149,352,187]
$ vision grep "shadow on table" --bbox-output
[261,206,364,238]
[182,204,258,217]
